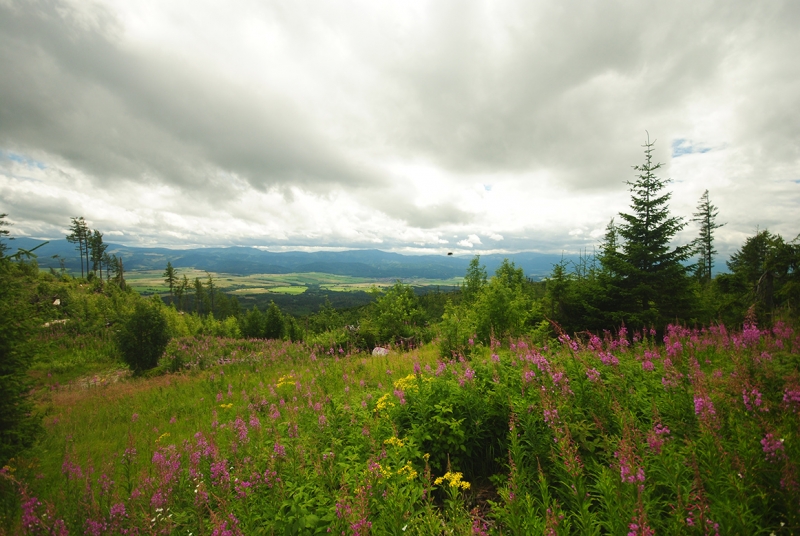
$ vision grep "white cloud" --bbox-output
[0,0,797,257]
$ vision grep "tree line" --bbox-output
[544,138,798,334]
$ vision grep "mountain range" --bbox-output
[9,238,576,280]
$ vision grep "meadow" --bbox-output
[4,320,799,535]
[125,269,463,298]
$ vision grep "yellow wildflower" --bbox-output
[156,432,171,444]
[276,374,295,388]
[393,374,419,392]
[375,393,395,412]
[397,463,418,481]
[383,436,405,448]
[434,471,470,490]
[219,403,233,409]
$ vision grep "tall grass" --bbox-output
[2,321,799,534]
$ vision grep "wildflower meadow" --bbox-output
[2,319,799,535]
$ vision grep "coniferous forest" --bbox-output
[1,142,799,534]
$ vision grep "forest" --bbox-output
[1,140,799,534]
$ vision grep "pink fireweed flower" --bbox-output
[523,369,537,384]
[233,416,248,443]
[273,442,286,458]
[61,457,83,480]
[131,413,139,422]
[783,388,800,411]
[122,446,137,462]
[463,367,476,383]
[210,460,230,484]
[694,394,716,419]
[318,414,328,427]
[269,404,280,420]
[558,334,578,351]
[666,340,682,358]
[742,388,767,412]
[543,408,559,424]
[615,452,645,484]
[646,424,670,454]
[761,433,785,462]
[599,352,619,367]
[618,326,629,346]
[249,413,261,430]
[109,502,126,519]
[586,368,600,382]
[742,322,761,347]
[628,522,655,536]
[530,352,551,373]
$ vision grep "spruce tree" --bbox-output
[614,135,692,327]
[176,274,189,311]
[89,230,108,279]
[691,190,724,283]
[206,271,216,316]
[66,217,89,278]
[194,277,205,315]
[163,262,177,305]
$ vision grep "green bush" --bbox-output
[116,298,170,373]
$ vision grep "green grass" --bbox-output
[7,324,799,535]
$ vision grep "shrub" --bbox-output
[116,298,170,373]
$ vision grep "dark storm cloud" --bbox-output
[0,0,382,196]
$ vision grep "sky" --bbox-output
[1,0,798,258]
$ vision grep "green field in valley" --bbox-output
[126,268,463,298]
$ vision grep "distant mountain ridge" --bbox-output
[10,238,575,280]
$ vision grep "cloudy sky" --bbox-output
[1,0,798,257]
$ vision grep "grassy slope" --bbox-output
[6,322,800,534]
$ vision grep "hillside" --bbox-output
[11,238,572,280]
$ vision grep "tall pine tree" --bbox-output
[691,190,724,284]
[66,217,89,278]
[611,135,693,327]
[163,262,177,305]
[89,230,108,279]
